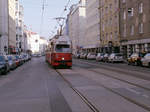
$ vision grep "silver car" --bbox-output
[141,53,150,67]
[108,53,124,63]
[96,53,104,61]
[7,55,17,70]
[87,53,97,60]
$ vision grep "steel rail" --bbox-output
[75,59,150,81]
[55,69,101,112]
[72,62,150,111]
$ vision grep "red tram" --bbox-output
[46,36,72,68]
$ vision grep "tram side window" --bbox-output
[55,45,71,53]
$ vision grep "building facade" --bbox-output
[120,0,150,57]
[67,0,86,54]
[0,0,16,54]
[15,0,24,53]
[100,0,120,53]
[8,0,16,51]
[84,0,101,53]
[0,0,9,55]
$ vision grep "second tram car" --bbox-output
[46,36,72,68]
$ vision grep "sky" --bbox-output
[20,0,79,39]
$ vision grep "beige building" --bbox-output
[100,0,120,53]
[8,0,16,49]
[84,0,101,53]
[67,0,86,54]
[0,0,16,54]
[120,0,150,57]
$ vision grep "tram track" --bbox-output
[87,69,150,91]
[56,67,150,112]
[71,67,150,111]
[73,60,150,91]
[55,69,101,112]
[71,62,150,111]
[75,59,150,81]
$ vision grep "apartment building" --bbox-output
[100,0,120,53]
[84,0,100,53]
[0,0,9,55]
[15,0,24,53]
[67,0,86,54]
[120,0,150,57]
[8,0,16,53]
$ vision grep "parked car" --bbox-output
[20,54,25,64]
[7,55,17,70]
[82,53,88,59]
[141,53,150,67]
[80,53,85,59]
[103,53,109,62]
[75,53,80,59]
[28,54,32,60]
[22,54,29,62]
[87,53,97,60]
[14,55,20,67]
[0,55,9,75]
[127,53,146,66]
[96,53,104,61]
[108,53,124,63]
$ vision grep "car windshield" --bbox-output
[97,53,101,56]
[116,54,123,56]
[131,53,138,57]
[139,53,146,57]
[145,53,150,58]
[55,45,71,53]
[90,53,96,55]
[15,56,19,59]
[8,56,12,60]
[0,56,5,62]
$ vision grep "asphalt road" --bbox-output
[57,59,150,112]
[1,57,150,112]
[0,57,91,112]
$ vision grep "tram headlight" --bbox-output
[62,58,65,60]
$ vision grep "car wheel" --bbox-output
[149,63,150,68]
[134,62,138,66]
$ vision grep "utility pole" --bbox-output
[54,17,65,36]
[98,0,102,53]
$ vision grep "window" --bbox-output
[109,4,112,10]
[110,32,113,40]
[139,3,143,13]
[55,45,71,53]
[123,10,126,20]
[122,0,126,3]
[139,23,144,33]
[128,8,134,17]
[130,25,134,35]
[110,18,112,25]
[123,24,126,37]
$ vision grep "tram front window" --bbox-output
[55,45,71,53]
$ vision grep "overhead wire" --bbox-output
[50,0,72,39]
